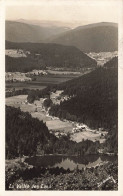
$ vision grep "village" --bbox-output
[49,121,107,143]
[87,51,118,66]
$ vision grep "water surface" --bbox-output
[25,154,117,171]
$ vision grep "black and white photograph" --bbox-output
[0,0,123,193]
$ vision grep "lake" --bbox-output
[25,154,117,171]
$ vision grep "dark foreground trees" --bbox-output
[6,106,50,158]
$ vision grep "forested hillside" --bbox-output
[6,41,97,72]
[104,56,118,68]
[6,106,50,158]
[49,59,118,130]
[6,55,45,72]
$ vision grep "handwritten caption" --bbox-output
[9,183,51,190]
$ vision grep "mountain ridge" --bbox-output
[50,22,118,52]
[6,20,71,43]
[6,21,118,52]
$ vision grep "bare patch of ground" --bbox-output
[5,49,29,58]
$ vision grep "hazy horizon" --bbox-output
[6,0,118,28]
[6,18,118,28]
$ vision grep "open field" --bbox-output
[6,73,80,92]
[6,72,31,82]
[47,70,82,75]
[5,95,74,131]
[5,95,28,108]
[5,49,28,58]
[46,120,74,132]
[6,95,107,143]
[29,74,81,84]
[6,82,47,91]
[71,131,106,143]
[31,112,52,122]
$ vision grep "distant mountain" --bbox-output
[75,22,118,30]
[5,21,71,43]
[15,19,72,28]
[49,22,118,52]
[6,21,118,52]
[6,41,97,72]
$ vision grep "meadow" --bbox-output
[29,74,80,84]
[6,95,105,143]
[6,82,46,91]
[5,95,74,132]
[6,73,80,92]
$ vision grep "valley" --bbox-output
[6,71,82,93]
[5,20,118,190]
[5,56,118,155]
[6,93,107,143]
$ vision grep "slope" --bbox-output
[6,41,97,72]
[6,21,70,43]
[49,57,118,130]
[50,22,118,52]
[104,56,118,68]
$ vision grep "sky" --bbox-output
[5,0,119,27]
